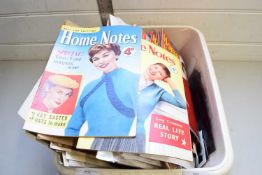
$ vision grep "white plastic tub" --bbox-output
[55,26,233,175]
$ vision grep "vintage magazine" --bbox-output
[160,30,199,137]
[144,29,199,138]
[23,25,142,137]
[77,40,193,162]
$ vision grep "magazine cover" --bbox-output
[160,30,199,138]
[77,40,193,162]
[23,25,142,137]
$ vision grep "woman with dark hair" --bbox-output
[90,63,186,152]
[65,43,139,137]
[135,62,186,151]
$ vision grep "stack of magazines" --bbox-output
[18,15,213,169]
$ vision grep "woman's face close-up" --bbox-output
[91,49,118,73]
[146,64,167,81]
[44,85,72,111]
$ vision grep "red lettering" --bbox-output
[143,44,176,65]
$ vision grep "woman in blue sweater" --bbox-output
[64,43,139,137]
[91,63,186,152]
[135,63,186,151]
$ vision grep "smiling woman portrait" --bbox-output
[65,43,139,137]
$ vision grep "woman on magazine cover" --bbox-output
[91,63,186,152]
[32,74,79,114]
[65,43,139,136]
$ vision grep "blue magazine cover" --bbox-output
[23,25,142,137]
